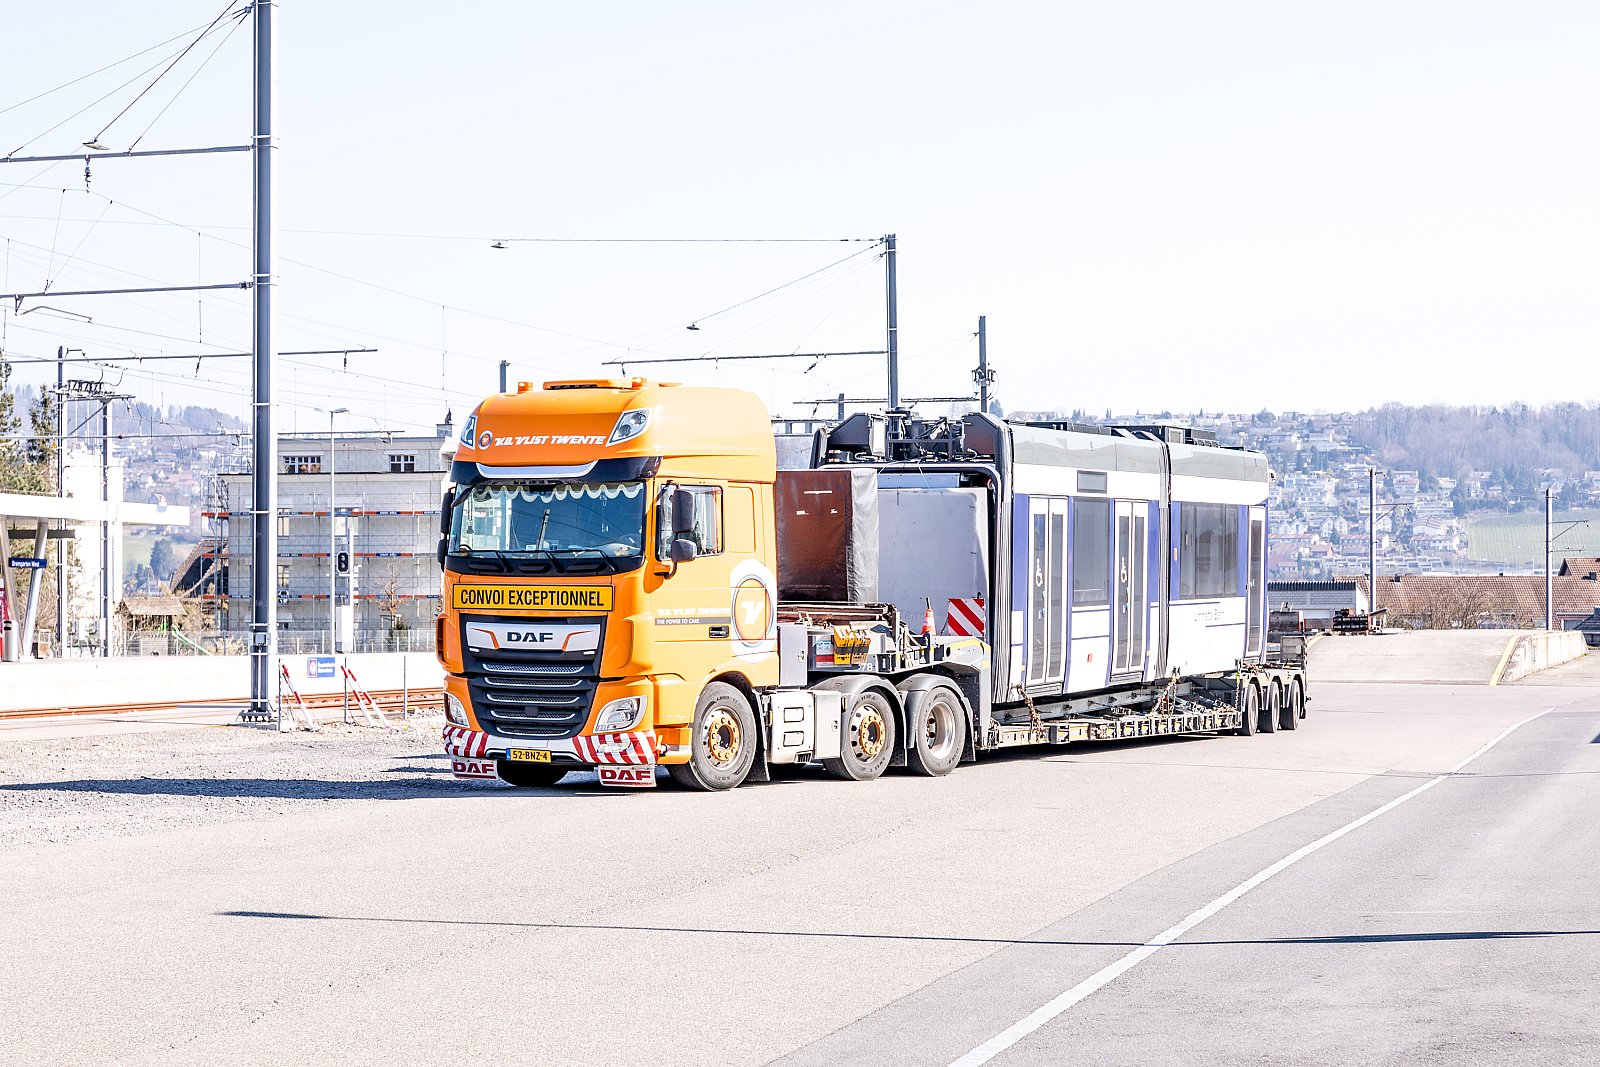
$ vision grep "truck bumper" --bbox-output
[443,724,659,781]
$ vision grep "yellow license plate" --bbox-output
[507,748,552,763]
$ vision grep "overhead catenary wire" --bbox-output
[86,1,248,148]
[0,15,231,121]
[127,8,251,152]
[3,187,882,370]
[6,50,200,159]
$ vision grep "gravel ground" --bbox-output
[0,714,486,851]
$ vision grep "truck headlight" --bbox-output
[594,696,645,732]
[445,693,468,725]
[608,409,651,445]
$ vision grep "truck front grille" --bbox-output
[461,617,604,740]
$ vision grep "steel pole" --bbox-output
[1368,468,1377,617]
[55,346,66,656]
[884,234,899,411]
[1545,487,1553,631]
[100,399,111,657]
[976,315,990,412]
[247,0,278,717]
[328,414,336,652]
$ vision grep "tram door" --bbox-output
[1246,506,1266,659]
[1026,497,1068,689]
[1112,500,1148,678]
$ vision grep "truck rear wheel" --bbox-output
[823,690,897,781]
[669,682,757,791]
[1259,681,1279,733]
[905,685,966,777]
[1278,679,1299,730]
[1235,683,1259,737]
[496,761,570,788]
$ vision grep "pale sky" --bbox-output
[0,1,1595,435]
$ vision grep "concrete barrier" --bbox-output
[1308,629,1588,686]
[1496,630,1589,685]
[0,652,443,716]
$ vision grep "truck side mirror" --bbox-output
[670,537,698,564]
[436,537,448,569]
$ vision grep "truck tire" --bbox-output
[823,690,898,781]
[496,761,570,788]
[1293,678,1308,719]
[1278,679,1299,731]
[904,684,966,777]
[668,682,758,791]
[1259,681,1280,733]
[1235,683,1259,737]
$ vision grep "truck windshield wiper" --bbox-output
[455,548,566,574]
[548,548,622,574]
[457,548,512,574]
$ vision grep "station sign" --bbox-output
[305,655,338,679]
[7,557,47,570]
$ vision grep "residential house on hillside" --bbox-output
[1364,573,1600,630]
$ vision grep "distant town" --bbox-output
[8,385,1600,596]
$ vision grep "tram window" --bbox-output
[1178,503,1239,599]
[1071,497,1111,606]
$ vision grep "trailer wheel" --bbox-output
[905,685,966,777]
[668,682,758,791]
[823,690,898,782]
[1277,679,1299,730]
[1283,679,1305,728]
[1236,683,1259,737]
[1259,681,1280,733]
[496,761,570,788]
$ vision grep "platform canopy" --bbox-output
[0,492,190,528]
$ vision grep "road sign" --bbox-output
[7,557,47,570]
[306,655,337,679]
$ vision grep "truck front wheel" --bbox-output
[669,682,758,791]
[823,690,898,781]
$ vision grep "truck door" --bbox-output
[1112,500,1148,678]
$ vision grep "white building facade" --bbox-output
[214,422,452,650]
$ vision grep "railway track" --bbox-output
[0,687,443,723]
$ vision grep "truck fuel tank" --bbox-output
[765,689,843,764]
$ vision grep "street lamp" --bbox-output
[317,406,348,651]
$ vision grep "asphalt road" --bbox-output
[4,663,1598,1066]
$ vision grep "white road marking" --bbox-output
[949,708,1553,1067]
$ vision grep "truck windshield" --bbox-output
[451,482,646,559]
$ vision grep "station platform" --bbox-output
[0,651,442,721]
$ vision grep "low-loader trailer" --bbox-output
[436,378,1307,790]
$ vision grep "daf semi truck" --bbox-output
[436,377,1307,790]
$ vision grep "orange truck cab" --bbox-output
[438,378,787,789]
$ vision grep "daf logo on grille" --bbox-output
[465,622,600,653]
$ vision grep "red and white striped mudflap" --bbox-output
[946,597,986,637]
[572,731,658,766]
[442,723,489,758]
